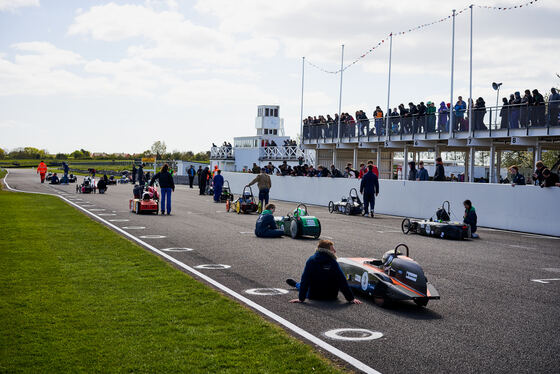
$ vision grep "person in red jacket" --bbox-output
[366,160,379,177]
[37,161,47,183]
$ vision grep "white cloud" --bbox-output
[0,0,38,12]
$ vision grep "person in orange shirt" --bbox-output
[37,161,47,183]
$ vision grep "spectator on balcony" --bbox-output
[426,101,436,132]
[532,89,545,127]
[510,92,522,128]
[509,166,526,186]
[520,89,534,127]
[326,115,334,138]
[279,161,289,176]
[474,97,487,131]
[212,143,217,147]
[347,113,356,137]
[417,102,427,133]
[355,110,365,136]
[454,96,466,131]
[438,102,449,132]
[500,97,510,129]
[270,140,277,147]
[373,106,384,135]
[408,161,417,181]
[330,165,343,178]
[246,169,272,206]
[548,88,560,126]
[408,102,418,133]
[417,161,429,181]
[540,168,560,187]
[333,113,340,138]
[390,108,399,134]
[399,104,409,134]
[433,157,446,181]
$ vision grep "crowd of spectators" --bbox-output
[303,87,560,139]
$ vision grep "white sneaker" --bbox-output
[472,233,479,239]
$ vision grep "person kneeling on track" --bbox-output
[463,199,478,238]
[149,163,175,215]
[254,204,284,238]
[97,178,107,194]
[49,173,59,184]
[286,240,362,304]
[213,169,224,203]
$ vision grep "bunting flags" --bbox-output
[305,0,539,75]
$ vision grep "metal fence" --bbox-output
[303,100,560,141]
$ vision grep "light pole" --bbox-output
[337,44,345,144]
[448,9,456,138]
[492,82,502,127]
[299,57,305,143]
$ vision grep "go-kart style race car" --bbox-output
[76,177,96,194]
[226,186,260,214]
[107,176,117,185]
[338,244,440,307]
[218,180,234,203]
[205,179,214,195]
[328,188,363,215]
[129,185,159,214]
[275,203,321,239]
[68,174,77,183]
[45,172,53,181]
[401,201,471,240]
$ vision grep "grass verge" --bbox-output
[0,190,342,373]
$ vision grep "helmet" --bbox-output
[293,207,306,217]
[382,249,402,267]
[142,192,151,201]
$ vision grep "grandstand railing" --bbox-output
[210,146,234,160]
[302,100,560,143]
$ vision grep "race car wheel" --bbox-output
[136,202,141,215]
[290,219,299,239]
[226,200,231,212]
[344,202,351,215]
[156,203,159,215]
[328,201,334,214]
[401,218,412,234]
[414,299,429,307]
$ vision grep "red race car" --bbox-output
[130,185,159,214]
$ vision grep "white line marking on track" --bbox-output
[322,235,334,239]
[543,268,560,273]
[98,213,116,216]
[2,170,382,374]
[139,235,166,239]
[530,278,560,284]
[161,248,194,252]
[195,264,231,270]
[245,288,288,295]
[324,329,383,341]
[239,231,253,234]
[109,219,129,222]
[122,226,146,230]
[522,234,560,239]
[89,209,105,211]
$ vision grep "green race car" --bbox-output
[275,203,321,239]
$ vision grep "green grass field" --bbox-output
[0,189,342,373]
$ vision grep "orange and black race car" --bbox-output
[338,244,440,307]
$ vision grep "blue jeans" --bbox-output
[259,188,269,205]
[160,188,172,214]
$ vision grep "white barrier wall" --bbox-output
[222,172,560,237]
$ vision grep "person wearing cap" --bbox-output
[426,101,436,132]
[286,240,361,304]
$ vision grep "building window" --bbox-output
[265,108,269,116]
[273,129,277,135]
[273,108,278,117]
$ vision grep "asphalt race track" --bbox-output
[6,169,560,374]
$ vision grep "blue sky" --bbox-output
[1,0,558,154]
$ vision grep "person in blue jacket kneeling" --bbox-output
[286,240,362,304]
[254,203,284,238]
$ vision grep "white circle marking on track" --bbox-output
[324,329,383,341]
[161,248,194,252]
[195,264,231,270]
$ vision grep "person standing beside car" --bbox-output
[246,169,272,207]
[360,164,379,218]
[150,163,175,215]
